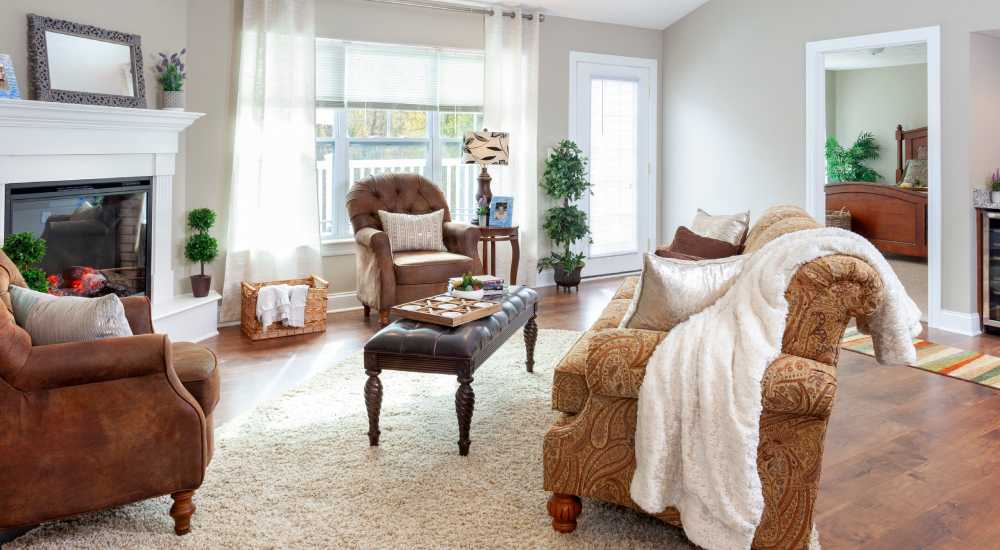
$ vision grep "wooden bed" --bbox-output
[825,125,928,258]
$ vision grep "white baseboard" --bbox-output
[934,309,982,336]
[535,270,639,289]
[328,291,363,313]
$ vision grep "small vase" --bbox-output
[190,274,211,298]
[992,191,1000,204]
[161,90,185,111]
[478,215,488,227]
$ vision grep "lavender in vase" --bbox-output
[155,49,187,110]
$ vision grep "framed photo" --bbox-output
[489,196,514,228]
[0,54,21,99]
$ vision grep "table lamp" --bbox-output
[463,129,509,204]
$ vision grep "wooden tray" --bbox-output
[391,294,502,327]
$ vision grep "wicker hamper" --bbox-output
[241,276,329,341]
[826,208,852,230]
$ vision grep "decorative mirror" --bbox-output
[27,14,146,108]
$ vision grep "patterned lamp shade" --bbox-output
[462,130,510,165]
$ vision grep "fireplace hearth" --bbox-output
[6,178,151,297]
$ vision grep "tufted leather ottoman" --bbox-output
[363,286,539,455]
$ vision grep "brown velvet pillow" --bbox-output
[655,226,741,260]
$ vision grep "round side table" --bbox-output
[478,225,519,284]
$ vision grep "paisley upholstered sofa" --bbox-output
[543,205,888,550]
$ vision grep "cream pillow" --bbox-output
[377,209,447,253]
[10,286,133,345]
[620,254,745,332]
[691,209,750,246]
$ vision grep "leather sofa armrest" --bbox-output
[121,295,154,335]
[10,334,171,392]
[586,328,667,399]
[443,222,483,273]
[354,227,396,311]
[761,354,838,419]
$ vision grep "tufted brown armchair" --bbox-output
[346,173,483,325]
[544,206,889,549]
[0,252,218,537]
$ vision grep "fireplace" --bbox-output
[5,177,151,297]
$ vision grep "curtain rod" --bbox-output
[362,0,545,21]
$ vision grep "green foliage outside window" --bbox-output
[3,232,48,293]
[538,140,592,274]
[825,132,882,183]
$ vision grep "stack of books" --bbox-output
[448,275,506,297]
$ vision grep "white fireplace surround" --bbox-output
[0,99,218,342]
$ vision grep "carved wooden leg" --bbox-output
[547,493,582,534]
[365,368,382,446]
[170,490,196,535]
[378,309,390,326]
[455,372,475,456]
[363,305,371,318]
[524,309,538,373]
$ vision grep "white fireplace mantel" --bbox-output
[0,99,219,342]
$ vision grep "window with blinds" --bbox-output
[315,39,485,241]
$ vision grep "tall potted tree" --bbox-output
[538,140,591,290]
[185,208,219,298]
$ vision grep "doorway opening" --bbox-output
[806,27,942,329]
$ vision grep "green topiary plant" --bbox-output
[185,208,218,276]
[537,140,591,283]
[3,232,48,293]
[825,132,882,182]
[185,208,218,297]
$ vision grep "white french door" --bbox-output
[569,52,657,277]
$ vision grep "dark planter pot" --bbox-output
[190,274,212,298]
[553,265,582,291]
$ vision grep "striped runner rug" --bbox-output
[841,327,1000,389]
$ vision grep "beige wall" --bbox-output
[828,64,928,182]
[970,33,1000,191]
[0,0,191,292]
[662,0,1000,315]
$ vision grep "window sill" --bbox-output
[322,238,356,257]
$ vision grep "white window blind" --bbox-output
[316,39,484,112]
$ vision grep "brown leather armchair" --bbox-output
[346,173,483,325]
[0,254,218,536]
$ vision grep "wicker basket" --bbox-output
[240,276,329,341]
[826,208,852,230]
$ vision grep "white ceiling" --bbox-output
[496,0,709,30]
[824,43,927,71]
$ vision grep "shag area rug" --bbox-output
[10,328,769,549]
[842,327,1000,389]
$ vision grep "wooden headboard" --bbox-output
[895,124,928,182]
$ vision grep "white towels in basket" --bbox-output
[256,284,310,331]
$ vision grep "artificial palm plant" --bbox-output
[825,131,882,182]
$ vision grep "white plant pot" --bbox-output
[161,90,185,111]
[452,289,485,300]
[478,215,488,227]
[991,191,1000,204]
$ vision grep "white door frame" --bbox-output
[568,51,658,277]
[804,26,953,331]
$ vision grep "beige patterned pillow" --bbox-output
[691,209,750,246]
[10,286,133,345]
[377,209,447,253]
[620,253,745,332]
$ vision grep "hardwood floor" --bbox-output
[203,276,1000,550]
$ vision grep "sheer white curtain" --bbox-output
[484,8,540,286]
[221,0,321,322]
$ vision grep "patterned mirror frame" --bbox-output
[27,14,147,108]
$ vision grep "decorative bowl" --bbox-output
[452,289,485,300]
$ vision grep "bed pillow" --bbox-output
[691,209,750,246]
[655,226,742,260]
[620,253,746,332]
[377,209,447,253]
[9,286,133,345]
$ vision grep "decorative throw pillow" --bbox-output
[655,226,742,260]
[901,159,928,188]
[620,253,745,332]
[377,209,447,253]
[9,286,133,345]
[691,209,750,246]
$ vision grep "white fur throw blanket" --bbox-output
[630,227,922,550]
